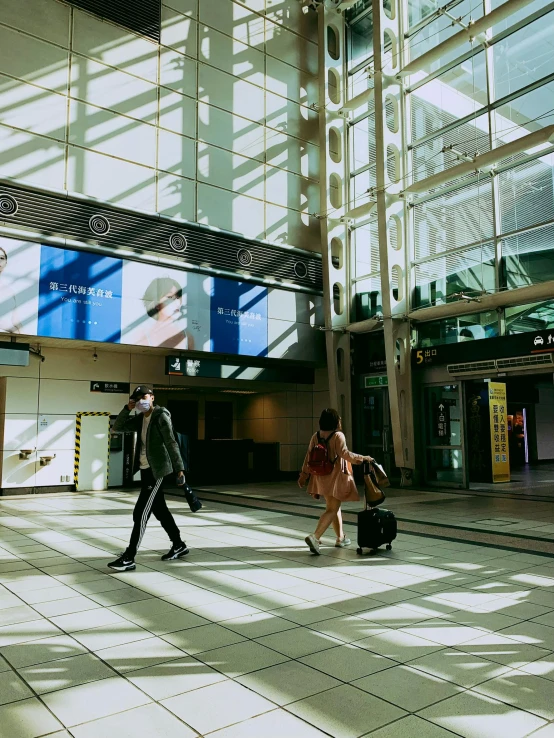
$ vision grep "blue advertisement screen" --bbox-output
[210,278,268,357]
[0,237,318,360]
[38,246,123,342]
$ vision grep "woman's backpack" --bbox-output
[307,432,336,476]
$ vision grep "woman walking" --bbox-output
[299,408,372,554]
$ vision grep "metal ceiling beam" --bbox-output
[339,87,374,113]
[399,0,536,77]
[409,280,554,322]
[404,125,554,195]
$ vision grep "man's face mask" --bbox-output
[135,398,152,413]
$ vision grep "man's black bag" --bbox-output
[175,431,203,513]
[182,483,203,513]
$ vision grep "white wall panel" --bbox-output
[38,380,124,415]
[35,449,75,486]
[1,451,36,488]
[268,289,322,325]
[69,100,157,168]
[163,0,198,19]
[160,48,198,97]
[200,27,264,88]
[1,415,38,451]
[36,416,77,451]
[197,182,265,239]
[0,26,69,92]
[41,348,130,381]
[265,166,318,212]
[4,378,39,415]
[197,102,265,161]
[70,55,158,123]
[198,143,265,200]
[67,147,157,211]
[161,6,198,59]
[267,318,299,360]
[265,0,318,41]
[199,64,264,123]
[265,22,318,75]
[130,353,168,386]
[265,91,318,145]
[158,129,197,179]
[0,0,71,47]
[158,172,196,221]
[0,362,39,380]
[265,203,320,252]
[199,0,265,45]
[266,57,317,107]
[0,76,67,141]
[72,11,158,83]
[0,125,66,190]
[265,128,319,180]
[159,88,196,138]
[0,0,321,278]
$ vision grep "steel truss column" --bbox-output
[372,0,415,483]
[317,4,353,440]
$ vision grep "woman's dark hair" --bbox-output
[0,246,7,262]
[319,408,340,431]
[143,277,183,318]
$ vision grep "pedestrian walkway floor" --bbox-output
[1,489,554,738]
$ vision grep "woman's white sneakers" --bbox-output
[305,534,321,555]
[335,536,351,548]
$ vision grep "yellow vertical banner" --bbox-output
[488,382,510,483]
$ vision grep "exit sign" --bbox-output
[365,375,388,388]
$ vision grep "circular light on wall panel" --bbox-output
[294,261,308,279]
[0,194,18,216]
[169,232,188,252]
[237,248,253,267]
[89,214,110,236]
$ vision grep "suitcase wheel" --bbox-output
[386,544,392,551]
[356,547,363,555]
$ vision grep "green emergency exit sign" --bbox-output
[365,375,388,387]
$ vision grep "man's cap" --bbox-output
[131,385,154,400]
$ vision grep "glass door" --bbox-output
[360,388,395,477]
[423,384,466,488]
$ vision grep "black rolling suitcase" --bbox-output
[357,507,397,555]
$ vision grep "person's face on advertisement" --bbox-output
[0,249,7,274]
[157,287,182,322]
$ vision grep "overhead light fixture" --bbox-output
[400,0,536,77]
[221,390,258,395]
[404,124,554,196]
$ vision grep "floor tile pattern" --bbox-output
[1,488,554,737]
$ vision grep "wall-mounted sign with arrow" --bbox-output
[435,401,450,439]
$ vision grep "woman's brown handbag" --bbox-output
[371,460,390,488]
[363,461,386,507]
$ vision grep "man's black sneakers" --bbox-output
[108,554,136,572]
[162,543,189,561]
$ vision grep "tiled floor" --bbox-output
[1,489,554,738]
[197,481,554,547]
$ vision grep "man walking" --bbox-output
[108,385,189,571]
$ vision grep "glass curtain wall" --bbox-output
[347,0,554,324]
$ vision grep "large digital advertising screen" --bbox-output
[0,237,274,357]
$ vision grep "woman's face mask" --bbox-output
[135,398,152,414]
